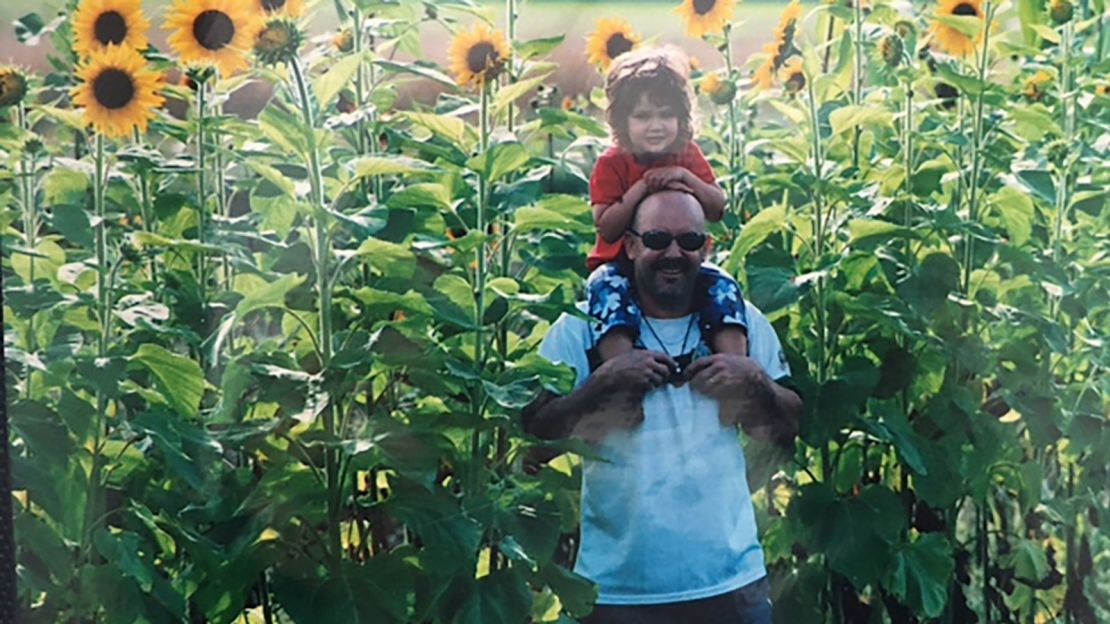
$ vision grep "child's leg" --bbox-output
[696,263,749,356]
[586,261,641,362]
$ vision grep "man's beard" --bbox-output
[637,256,698,312]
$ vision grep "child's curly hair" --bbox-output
[605,46,695,152]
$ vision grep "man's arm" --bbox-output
[522,349,676,443]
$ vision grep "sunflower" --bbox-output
[1049,0,1073,24]
[675,0,737,39]
[164,0,264,76]
[71,45,164,138]
[1094,76,1110,97]
[72,0,150,59]
[585,18,641,71]
[752,0,803,90]
[257,0,305,18]
[879,33,904,68]
[931,0,983,57]
[779,57,806,95]
[699,71,735,104]
[332,28,354,52]
[447,22,511,88]
[0,67,29,108]
[1022,70,1053,102]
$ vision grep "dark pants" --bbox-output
[582,576,773,624]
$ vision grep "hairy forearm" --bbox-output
[522,375,610,440]
[737,371,802,446]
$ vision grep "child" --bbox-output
[587,46,748,373]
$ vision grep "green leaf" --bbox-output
[1016,0,1045,45]
[883,533,954,618]
[450,569,533,624]
[42,167,90,206]
[1030,23,1061,44]
[848,219,915,250]
[93,528,154,592]
[467,142,530,183]
[130,344,204,417]
[746,266,801,314]
[235,273,307,318]
[386,478,481,575]
[245,160,296,197]
[10,401,75,460]
[935,14,984,38]
[1015,169,1055,204]
[829,105,893,137]
[725,204,785,273]
[352,237,416,278]
[131,411,220,491]
[514,35,565,59]
[1008,104,1061,142]
[989,186,1034,246]
[314,52,366,107]
[350,155,438,177]
[374,59,458,90]
[11,239,65,285]
[514,197,594,235]
[494,71,554,115]
[403,112,471,147]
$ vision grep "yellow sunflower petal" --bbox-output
[71,45,164,138]
[779,56,806,94]
[675,0,737,39]
[164,0,265,76]
[447,22,511,89]
[72,0,150,59]
[585,18,642,71]
[930,0,983,57]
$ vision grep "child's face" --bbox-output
[625,92,679,156]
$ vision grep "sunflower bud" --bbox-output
[1022,70,1053,102]
[1044,138,1068,166]
[0,67,29,108]
[332,29,354,53]
[254,18,303,66]
[935,82,959,109]
[337,89,356,114]
[1049,0,1073,24]
[894,20,916,39]
[700,72,736,105]
[879,34,904,68]
[23,137,45,155]
[1097,81,1110,97]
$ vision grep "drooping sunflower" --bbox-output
[675,0,737,39]
[447,22,511,88]
[0,67,29,108]
[752,0,803,90]
[71,45,164,138]
[779,57,806,95]
[72,0,150,59]
[699,71,735,104]
[257,0,305,18]
[1096,76,1110,96]
[931,0,983,57]
[586,18,641,71]
[164,0,264,76]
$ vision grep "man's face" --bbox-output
[625,192,707,314]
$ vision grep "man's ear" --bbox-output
[623,231,639,259]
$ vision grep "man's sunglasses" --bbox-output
[627,229,707,252]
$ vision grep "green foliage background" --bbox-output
[2,0,1108,622]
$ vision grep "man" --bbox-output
[523,190,803,624]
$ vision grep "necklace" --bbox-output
[640,315,697,382]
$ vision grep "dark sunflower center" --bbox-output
[606,34,633,60]
[94,11,128,45]
[193,10,236,51]
[693,0,717,15]
[93,68,135,110]
[262,0,286,11]
[466,42,498,74]
[953,3,978,16]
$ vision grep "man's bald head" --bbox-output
[631,190,706,234]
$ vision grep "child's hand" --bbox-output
[643,166,690,192]
[665,180,694,194]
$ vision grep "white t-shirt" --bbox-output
[538,300,791,605]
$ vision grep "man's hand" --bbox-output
[683,350,799,441]
[570,350,676,443]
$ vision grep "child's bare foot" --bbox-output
[598,329,635,362]
[712,326,748,357]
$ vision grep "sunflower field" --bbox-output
[1,0,1108,621]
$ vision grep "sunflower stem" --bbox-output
[133,128,158,291]
[961,2,995,296]
[352,7,372,200]
[214,102,231,290]
[821,12,837,74]
[195,80,209,327]
[469,82,492,502]
[1050,22,1075,319]
[83,134,110,575]
[851,0,864,172]
[902,74,915,262]
[17,103,38,399]
[290,55,341,564]
[723,21,740,222]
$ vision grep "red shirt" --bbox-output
[587,141,717,270]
